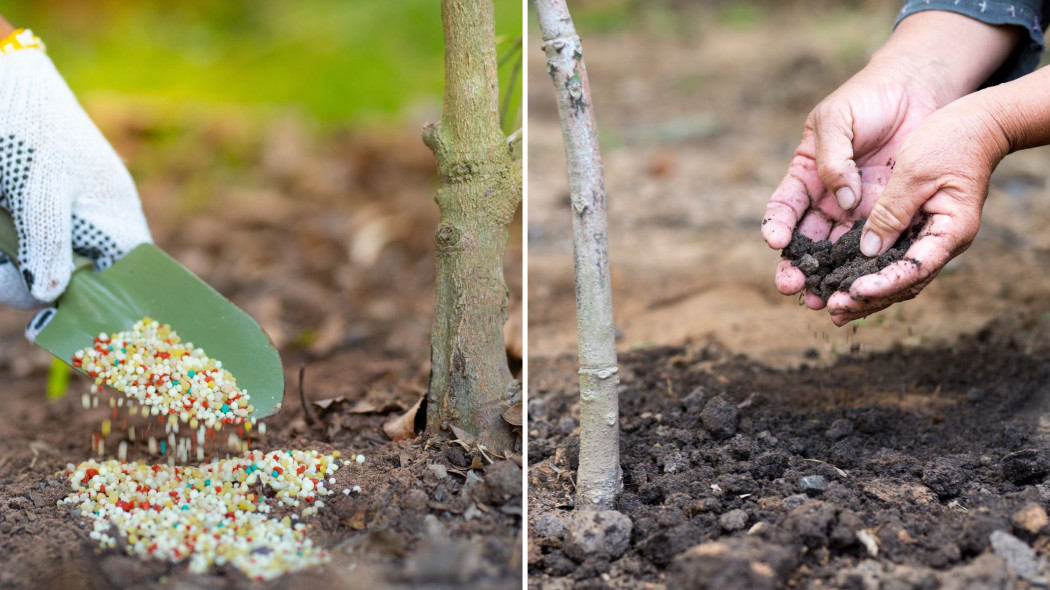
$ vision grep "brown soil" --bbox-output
[782,218,924,302]
[0,110,522,589]
[528,2,1050,588]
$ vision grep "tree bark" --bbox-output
[534,0,621,509]
[424,0,522,455]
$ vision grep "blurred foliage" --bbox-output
[46,357,71,399]
[4,0,522,130]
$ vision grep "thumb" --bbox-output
[24,306,56,343]
[813,108,863,211]
[860,166,932,257]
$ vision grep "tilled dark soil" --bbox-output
[782,218,924,302]
[528,311,1050,589]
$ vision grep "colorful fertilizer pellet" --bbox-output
[73,318,256,429]
[60,449,345,581]
[65,318,369,580]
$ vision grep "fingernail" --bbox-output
[836,187,857,210]
[860,230,882,257]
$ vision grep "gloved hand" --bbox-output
[761,60,940,312]
[0,30,151,317]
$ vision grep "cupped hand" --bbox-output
[823,94,1007,325]
[762,63,941,310]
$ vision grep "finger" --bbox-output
[861,167,935,257]
[830,308,882,327]
[847,254,926,302]
[775,258,805,295]
[24,307,56,342]
[0,255,43,309]
[813,108,862,211]
[797,208,834,241]
[763,174,812,249]
[850,214,957,300]
[803,290,826,310]
[829,257,944,322]
[826,290,890,326]
[828,221,853,243]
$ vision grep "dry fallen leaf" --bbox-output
[313,396,346,411]
[501,402,522,427]
[351,399,405,414]
[315,397,405,415]
[383,396,423,441]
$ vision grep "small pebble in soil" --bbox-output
[533,514,567,539]
[799,475,827,495]
[563,510,632,562]
[990,530,1046,583]
[782,493,810,511]
[719,509,749,532]
[782,217,925,302]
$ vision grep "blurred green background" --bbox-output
[3,0,522,130]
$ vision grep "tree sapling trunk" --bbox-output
[423,0,522,455]
[534,0,622,509]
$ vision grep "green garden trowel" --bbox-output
[0,209,284,418]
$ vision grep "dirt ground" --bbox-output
[528,3,1050,588]
[0,105,522,589]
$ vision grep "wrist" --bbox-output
[870,11,1021,106]
[0,29,45,57]
[865,50,959,109]
[969,67,1050,157]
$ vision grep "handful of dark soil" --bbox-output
[782,218,924,301]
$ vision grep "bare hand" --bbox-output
[761,64,940,312]
[825,95,1007,324]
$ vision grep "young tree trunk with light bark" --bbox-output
[534,0,621,509]
[423,0,522,455]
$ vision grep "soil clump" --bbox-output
[782,218,924,301]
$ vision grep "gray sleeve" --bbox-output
[896,0,1050,85]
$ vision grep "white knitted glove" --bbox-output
[0,31,151,311]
